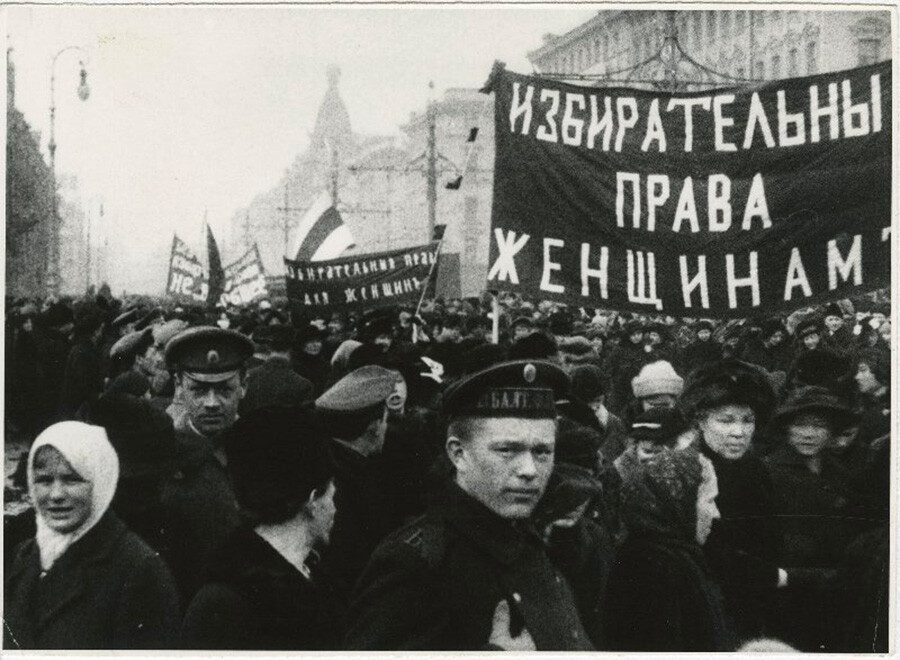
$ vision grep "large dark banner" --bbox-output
[284,242,439,315]
[487,61,891,317]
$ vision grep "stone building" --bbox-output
[527,9,890,87]
[6,53,55,298]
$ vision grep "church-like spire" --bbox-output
[311,64,352,155]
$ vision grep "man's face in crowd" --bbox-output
[640,393,677,412]
[448,417,556,519]
[373,333,393,351]
[855,362,882,394]
[696,329,711,342]
[824,314,843,333]
[513,324,532,341]
[386,373,408,417]
[327,318,345,335]
[629,331,644,345]
[178,372,244,437]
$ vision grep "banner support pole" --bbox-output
[491,292,500,344]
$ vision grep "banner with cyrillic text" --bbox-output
[166,235,208,304]
[284,242,439,314]
[220,244,269,306]
[486,61,891,317]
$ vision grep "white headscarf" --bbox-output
[28,421,120,572]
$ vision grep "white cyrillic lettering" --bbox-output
[646,175,670,233]
[626,250,663,309]
[809,83,839,143]
[708,174,732,232]
[616,172,641,229]
[509,83,534,135]
[581,244,609,298]
[641,99,667,152]
[743,93,776,149]
[828,235,863,289]
[666,97,711,152]
[783,247,812,300]
[587,96,614,151]
[679,255,710,309]
[742,173,772,230]
[562,93,586,146]
[842,79,870,138]
[713,94,737,152]
[536,88,560,143]
[725,252,760,309]
[487,229,530,284]
[672,177,700,233]
[777,90,806,147]
[540,238,565,294]
[615,97,639,152]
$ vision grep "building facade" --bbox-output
[527,10,891,88]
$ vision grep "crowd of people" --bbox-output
[3,288,892,651]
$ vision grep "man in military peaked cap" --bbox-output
[165,326,254,448]
[159,326,253,599]
[315,365,399,599]
[346,360,598,651]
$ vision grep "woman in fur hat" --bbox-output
[601,320,651,416]
[679,359,784,642]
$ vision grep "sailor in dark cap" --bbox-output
[165,326,254,450]
[346,360,596,651]
[315,365,398,599]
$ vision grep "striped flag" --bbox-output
[290,190,355,262]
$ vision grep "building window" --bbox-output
[806,40,817,74]
[736,65,745,80]
[858,38,881,66]
[771,54,781,79]
[736,11,745,32]
[708,12,717,41]
[755,60,765,80]
[788,48,798,76]
[722,12,732,38]
[694,12,703,43]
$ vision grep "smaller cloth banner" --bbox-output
[166,235,208,303]
[285,242,439,314]
[220,244,269,306]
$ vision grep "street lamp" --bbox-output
[47,45,90,296]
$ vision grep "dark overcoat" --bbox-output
[604,534,734,652]
[344,483,594,651]
[181,525,344,649]
[3,512,180,650]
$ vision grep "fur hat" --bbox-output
[795,316,822,340]
[770,385,859,432]
[791,349,852,390]
[570,364,606,403]
[823,302,844,319]
[760,318,787,340]
[631,360,684,399]
[680,358,777,423]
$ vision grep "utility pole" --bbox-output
[85,206,91,291]
[662,11,679,91]
[426,80,437,242]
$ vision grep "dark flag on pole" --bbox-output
[206,224,226,307]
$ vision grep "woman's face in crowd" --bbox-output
[824,315,843,333]
[629,331,644,345]
[32,446,93,534]
[695,469,720,546]
[698,404,756,460]
[696,328,711,342]
[787,412,831,458]
[802,333,821,350]
[303,339,323,356]
[855,362,882,394]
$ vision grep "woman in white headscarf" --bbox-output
[4,421,180,650]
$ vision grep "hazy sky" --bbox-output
[6,4,598,293]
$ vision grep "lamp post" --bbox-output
[47,45,90,296]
